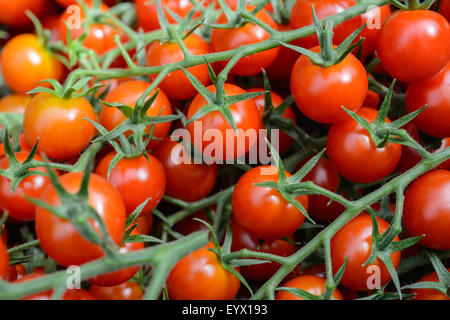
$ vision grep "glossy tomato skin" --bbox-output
[35,172,126,267]
[403,170,450,250]
[23,93,96,160]
[411,268,450,300]
[167,242,241,300]
[331,214,401,291]
[289,0,361,49]
[326,108,402,183]
[0,152,51,221]
[297,157,345,222]
[210,7,279,76]
[276,275,344,300]
[291,46,367,123]
[1,34,63,94]
[186,83,262,162]
[90,281,144,300]
[0,94,31,113]
[134,212,153,235]
[101,80,173,150]
[232,165,308,240]
[231,219,296,281]
[377,10,450,82]
[135,0,194,31]
[0,240,8,280]
[146,34,210,101]
[405,63,450,138]
[358,5,391,60]
[95,152,166,216]
[0,0,47,27]
[153,137,217,202]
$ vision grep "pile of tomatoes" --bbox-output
[0,0,449,301]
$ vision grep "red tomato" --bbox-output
[166,242,241,300]
[146,33,211,101]
[0,0,47,27]
[210,6,279,76]
[297,157,345,222]
[135,0,195,31]
[0,94,31,113]
[357,5,391,59]
[134,212,153,235]
[153,137,217,202]
[326,108,402,183]
[232,165,308,240]
[89,230,144,287]
[289,0,361,49]
[35,172,126,266]
[276,275,343,300]
[231,219,296,281]
[23,92,96,160]
[186,83,262,162]
[0,34,63,94]
[411,268,450,300]
[0,152,52,221]
[42,15,62,42]
[100,80,173,150]
[90,281,143,300]
[0,240,8,280]
[290,46,368,123]
[377,10,450,82]
[405,63,450,138]
[403,170,450,250]
[95,152,166,216]
[440,0,450,21]
[330,214,401,291]
[395,123,422,173]
[174,210,212,236]
[0,134,31,159]
[435,138,450,170]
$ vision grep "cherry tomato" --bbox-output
[435,138,450,170]
[135,0,195,31]
[166,242,241,300]
[403,170,450,251]
[0,94,31,113]
[0,152,52,221]
[358,5,391,60]
[96,152,166,216]
[174,210,212,236]
[231,219,296,281]
[210,6,279,76]
[330,214,401,291]
[0,134,31,159]
[289,0,361,49]
[42,15,62,42]
[377,10,450,82]
[0,240,8,280]
[395,123,422,173]
[405,63,450,138]
[232,165,308,240]
[440,0,450,21]
[411,268,450,300]
[23,92,96,160]
[0,34,63,94]
[363,89,380,109]
[186,83,262,162]
[35,172,126,266]
[146,33,210,101]
[0,0,47,27]
[297,156,345,222]
[90,281,143,300]
[101,80,173,150]
[326,108,402,183]
[276,275,343,300]
[134,212,153,235]
[153,137,217,202]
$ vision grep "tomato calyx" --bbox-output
[390,0,437,10]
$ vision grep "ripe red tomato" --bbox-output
[411,268,450,300]
[35,172,126,266]
[210,6,279,76]
[96,152,166,216]
[90,281,143,300]
[135,0,195,31]
[289,0,361,49]
[134,212,153,235]
[358,5,391,60]
[231,219,296,281]
[326,108,402,183]
[0,0,47,27]
[174,210,212,236]
[166,242,241,300]
[403,170,450,250]
[276,275,344,300]
[290,46,368,123]
[0,240,8,280]
[232,165,308,240]
[377,10,450,82]
[153,137,217,202]
[330,214,401,291]
[0,94,31,113]
[0,152,52,221]
[101,80,173,150]
[146,33,210,101]
[186,83,262,162]
[0,34,63,94]
[23,92,96,160]
[297,157,345,222]
[395,123,422,173]
[405,63,450,138]
[440,0,450,21]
